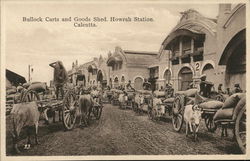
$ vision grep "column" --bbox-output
[191,38,194,62]
[179,37,183,56]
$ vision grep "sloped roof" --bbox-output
[163,29,205,50]
[123,50,158,67]
[160,9,217,52]
[107,46,159,68]
[107,55,123,66]
[6,69,26,86]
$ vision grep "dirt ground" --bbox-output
[5,103,242,156]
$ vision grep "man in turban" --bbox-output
[49,61,68,100]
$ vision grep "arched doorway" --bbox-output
[178,67,193,91]
[121,76,125,88]
[76,74,86,86]
[219,29,246,90]
[109,78,112,88]
[97,70,106,88]
[226,39,246,89]
[134,77,144,90]
[202,64,215,82]
[114,77,119,88]
[163,69,171,87]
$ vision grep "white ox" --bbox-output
[184,104,203,141]
[10,101,46,153]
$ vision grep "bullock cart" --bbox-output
[106,90,113,104]
[20,86,79,130]
[90,89,103,120]
[110,89,123,106]
[213,93,246,153]
[147,91,175,121]
[133,90,153,114]
[118,89,136,110]
[171,85,231,132]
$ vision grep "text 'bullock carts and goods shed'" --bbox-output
[5,4,246,155]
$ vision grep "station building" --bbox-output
[68,4,246,92]
[68,56,109,88]
[106,46,158,90]
[157,4,246,92]
[158,9,218,91]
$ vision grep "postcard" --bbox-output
[1,0,249,160]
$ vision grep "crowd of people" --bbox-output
[13,60,244,103]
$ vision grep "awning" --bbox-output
[190,50,203,56]
[162,29,205,50]
[180,54,190,59]
[6,69,26,86]
[170,56,179,61]
[148,64,159,68]
[107,55,122,66]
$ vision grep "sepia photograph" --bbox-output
[1,0,248,160]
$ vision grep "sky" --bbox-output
[3,1,220,85]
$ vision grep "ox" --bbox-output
[184,104,203,141]
[78,94,93,126]
[10,101,46,153]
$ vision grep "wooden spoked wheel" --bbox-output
[204,114,217,132]
[172,95,185,132]
[62,90,77,130]
[235,106,246,154]
[93,98,103,120]
[21,90,40,102]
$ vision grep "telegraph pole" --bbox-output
[28,65,30,83]
[28,64,33,83]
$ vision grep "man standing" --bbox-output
[233,84,243,93]
[126,80,135,91]
[49,61,68,100]
[143,78,151,91]
[198,74,213,98]
[218,84,223,94]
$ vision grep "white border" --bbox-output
[1,0,250,160]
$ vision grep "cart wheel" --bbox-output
[172,95,185,132]
[235,106,246,154]
[147,109,152,120]
[204,114,217,132]
[152,109,157,121]
[133,103,138,112]
[96,106,103,120]
[62,90,77,130]
[21,90,40,102]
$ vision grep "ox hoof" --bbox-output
[15,149,21,154]
[13,147,21,154]
[24,144,31,150]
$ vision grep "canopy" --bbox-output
[6,69,26,86]
[162,29,205,50]
[88,64,97,72]
[107,55,122,66]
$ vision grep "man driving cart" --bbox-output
[49,61,68,100]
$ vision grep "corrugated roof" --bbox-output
[123,50,158,66]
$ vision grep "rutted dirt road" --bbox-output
[6,103,241,155]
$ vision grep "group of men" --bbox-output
[218,83,243,95]
[50,60,244,101]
